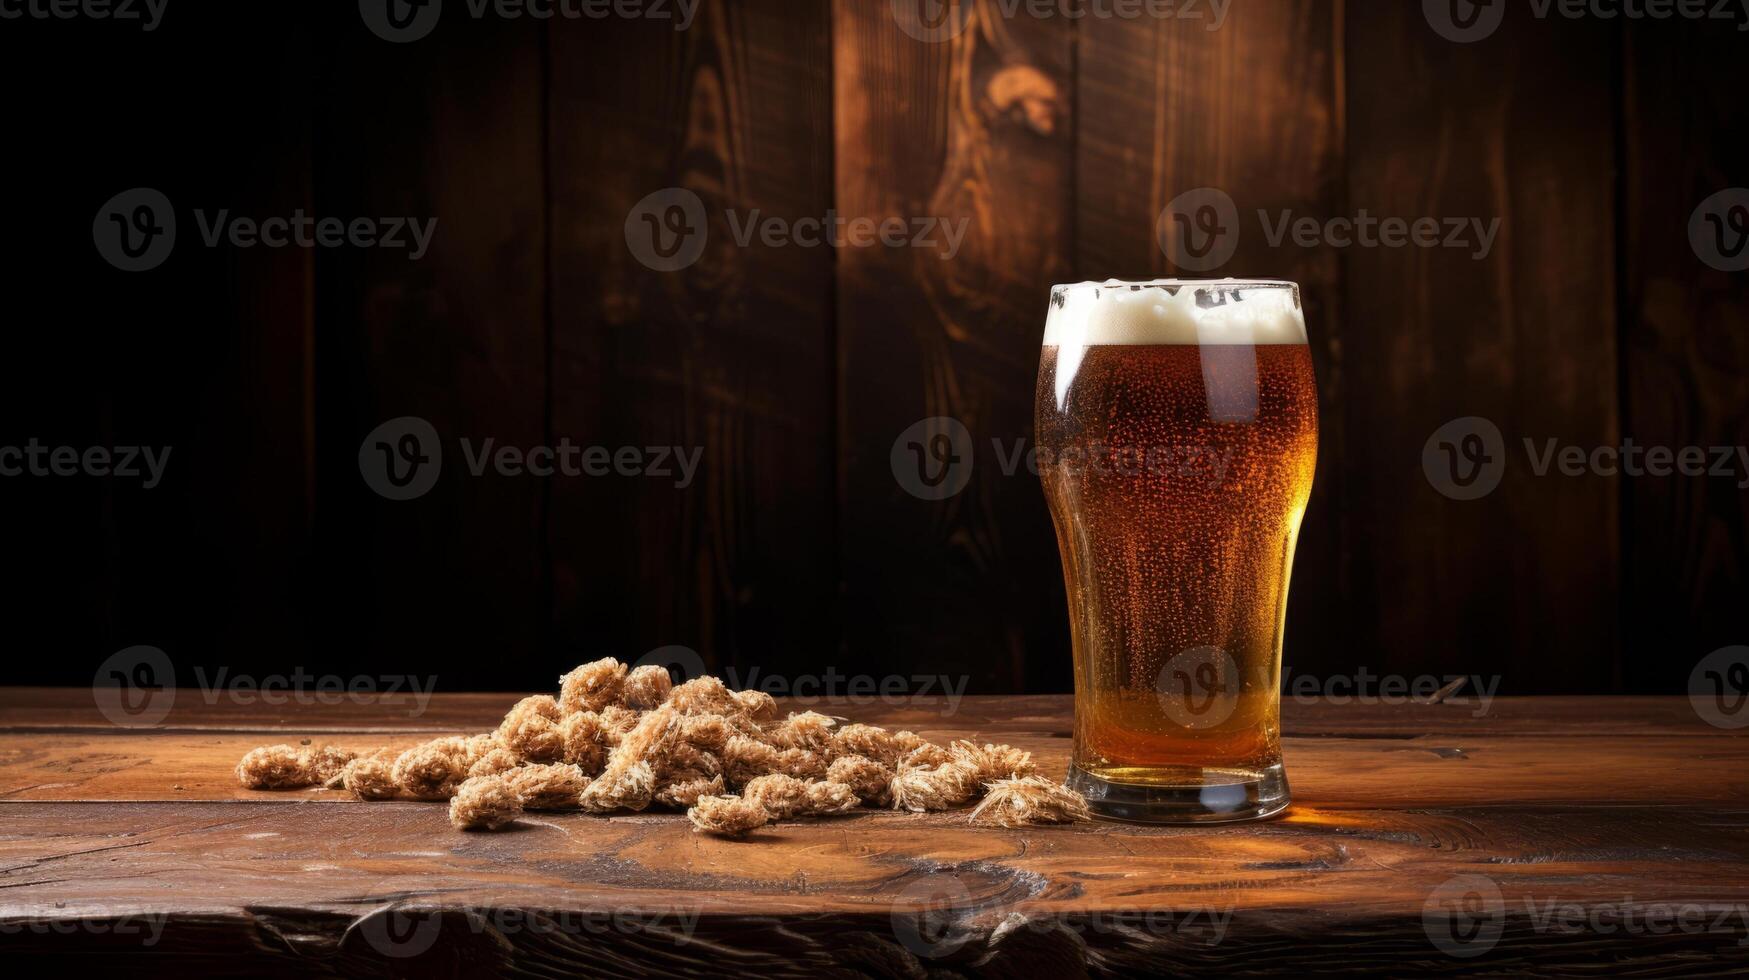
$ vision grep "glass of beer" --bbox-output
[1036,279,1317,822]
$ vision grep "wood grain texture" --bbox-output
[3,693,1747,975]
[2,729,1745,808]
[547,0,837,680]
[837,0,1074,692]
[1072,0,1350,683]
[1344,5,1622,692]
[1620,19,1749,693]
[3,3,1732,705]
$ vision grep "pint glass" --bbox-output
[1036,279,1318,822]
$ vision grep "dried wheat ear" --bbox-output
[234,659,1091,836]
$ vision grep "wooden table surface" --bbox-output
[2,689,1746,977]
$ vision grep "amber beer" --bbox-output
[1036,279,1318,822]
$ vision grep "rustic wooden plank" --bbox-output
[2,728,1744,808]
[1344,4,1622,692]
[5,800,1746,913]
[1072,0,1350,683]
[4,694,1747,972]
[836,0,1075,692]
[546,0,837,680]
[1620,19,1749,694]
[2,801,1746,975]
[307,6,550,692]
[0,689,1736,738]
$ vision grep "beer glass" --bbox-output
[1036,279,1317,822]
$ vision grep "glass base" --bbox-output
[1067,762,1290,824]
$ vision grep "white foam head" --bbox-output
[1043,278,1307,346]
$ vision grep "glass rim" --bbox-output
[1051,277,1300,294]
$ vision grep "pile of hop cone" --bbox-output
[234,658,1090,835]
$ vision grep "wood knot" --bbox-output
[986,66,1060,135]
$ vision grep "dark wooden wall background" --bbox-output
[1,1,1743,695]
